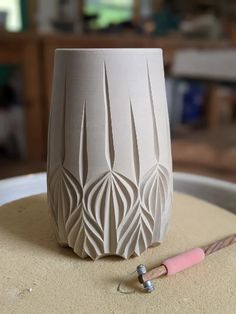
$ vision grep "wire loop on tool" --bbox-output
[117,271,136,294]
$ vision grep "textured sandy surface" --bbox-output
[0,193,235,314]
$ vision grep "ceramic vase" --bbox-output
[47,48,173,260]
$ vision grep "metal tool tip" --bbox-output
[144,280,154,293]
[136,264,146,275]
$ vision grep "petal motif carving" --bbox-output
[48,166,83,243]
[48,56,172,260]
[64,102,88,256]
[140,164,171,243]
[48,75,85,249]
[66,203,86,258]
[84,171,138,259]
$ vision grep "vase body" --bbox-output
[47,48,173,260]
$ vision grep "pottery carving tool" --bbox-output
[136,234,236,293]
[117,234,236,294]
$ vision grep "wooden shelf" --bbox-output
[0,32,44,160]
[0,32,235,159]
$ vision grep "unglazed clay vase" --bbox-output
[47,48,173,260]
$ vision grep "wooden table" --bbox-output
[0,33,44,159]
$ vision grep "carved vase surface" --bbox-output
[47,48,173,260]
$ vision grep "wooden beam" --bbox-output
[27,0,38,32]
[133,0,141,25]
[22,41,44,159]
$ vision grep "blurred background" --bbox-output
[0,0,235,182]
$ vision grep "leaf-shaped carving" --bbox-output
[133,205,155,256]
[48,166,83,243]
[115,199,154,258]
[66,203,86,258]
[48,60,172,260]
[63,102,88,256]
[126,100,155,257]
[116,200,140,258]
[84,171,138,258]
[140,164,170,243]
[48,74,85,247]
[138,61,172,245]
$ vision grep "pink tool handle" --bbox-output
[162,248,205,276]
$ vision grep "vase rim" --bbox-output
[55,48,162,52]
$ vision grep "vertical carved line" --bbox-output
[79,101,88,186]
[47,89,55,175]
[104,62,115,170]
[61,73,67,165]
[49,58,171,259]
[48,72,86,248]
[146,61,159,162]
[61,74,67,228]
[66,101,88,257]
[85,174,108,233]
[130,100,140,185]
[108,177,117,252]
